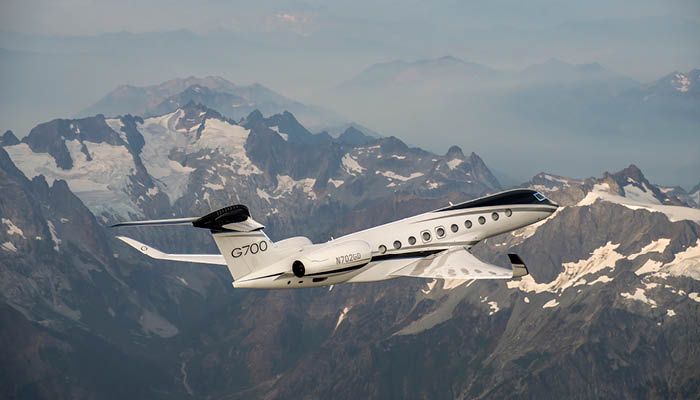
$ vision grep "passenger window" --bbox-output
[393,240,402,249]
[408,236,417,245]
[505,209,512,217]
[379,245,387,254]
[422,231,431,242]
[478,216,486,225]
[465,220,472,229]
[436,227,445,238]
[492,212,499,221]
[451,224,459,233]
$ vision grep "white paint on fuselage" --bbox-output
[233,203,556,289]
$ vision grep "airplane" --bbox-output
[112,188,558,289]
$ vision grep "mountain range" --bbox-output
[1,102,699,399]
[325,58,700,187]
[78,76,352,134]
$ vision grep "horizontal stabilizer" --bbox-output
[111,217,198,228]
[111,204,264,232]
[116,236,226,266]
[391,247,515,280]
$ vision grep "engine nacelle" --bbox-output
[292,240,372,277]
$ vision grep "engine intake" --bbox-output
[292,260,306,277]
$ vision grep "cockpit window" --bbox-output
[534,192,547,201]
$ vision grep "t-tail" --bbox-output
[112,204,284,281]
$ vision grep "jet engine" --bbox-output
[292,240,372,277]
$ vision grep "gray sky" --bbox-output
[1,0,699,187]
[2,0,698,36]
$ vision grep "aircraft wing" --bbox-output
[390,247,528,280]
[116,236,227,266]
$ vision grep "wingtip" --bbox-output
[115,236,150,253]
[508,253,529,278]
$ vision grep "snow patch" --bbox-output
[378,170,424,181]
[620,288,657,308]
[628,238,671,260]
[194,119,262,176]
[2,218,24,238]
[689,292,700,302]
[624,183,661,204]
[105,118,126,142]
[139,309,179,338]
[47,221,61,251]
[662,239,700,280]
[635,260,664,276]
[275,175,317,199]
[269,126,288,141]
[578,183,700,223]
[204,182,224,191]
[1,242,17,252]
[341,154,365,175]
[328,178,344,188]
[587,275,613,285]
[487,301,500,315]
[542,299,559,308]
[256,188,272,202]
[508,242,624,294]
[447,159,463,170]
[4,141,140,217]
[334,306,351,331]
[672,73,690,92]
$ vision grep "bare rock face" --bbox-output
[2,105,699,399]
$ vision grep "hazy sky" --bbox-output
[2,0,698,36]
[1,0,699,186]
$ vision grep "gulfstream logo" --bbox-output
[336,253,362,265]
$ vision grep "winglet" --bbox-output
[508,253,529,278]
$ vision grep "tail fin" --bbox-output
[112,204,295,281]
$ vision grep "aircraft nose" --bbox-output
[544,198,559,210]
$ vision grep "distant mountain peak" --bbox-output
[446,145,465,159]
[244,110,265,124]
[338,126,374,146]
[80,76,348,132]
[1,130,19,146]
[611,164,645,183]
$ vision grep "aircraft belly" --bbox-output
[346,258,419,283]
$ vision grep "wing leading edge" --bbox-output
[390,247,528,280]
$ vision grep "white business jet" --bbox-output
[113,189,558,289]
